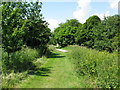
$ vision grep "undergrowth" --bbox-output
[68,45,119,88]
[2,47,48,88]
[2,47,39,73]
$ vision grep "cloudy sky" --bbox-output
[39,0,119,31]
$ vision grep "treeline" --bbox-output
[2,2,51,74]
[51,15,120,53]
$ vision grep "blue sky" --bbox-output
[39,0,119,31]
[42,2,77,21]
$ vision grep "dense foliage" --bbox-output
[2,2,51,53]
[53,19,82,47]
[2,2,51,74]
[2,47,39,73]
[2,2,26,53]
[52,15,119,52]
[93,15,119,52]
[68,45,118,88]
[75,15,101,48]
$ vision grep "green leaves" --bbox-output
[53,19,81,47]
[2,2,26,53]
[2,47,39,73]
[2,2,51,53]
[75,15,101,48]
[93,15,120,52]
[75,15,119,53]
[2,2,51,74]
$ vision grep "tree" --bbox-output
[75,15,101,48]
[2,2,51,54]
[54,19,82,47]
[93,15,120,52]
[2,2,51,73]
[2,2,26,53]
[22,2,51,49]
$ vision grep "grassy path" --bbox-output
[17,49,83,88]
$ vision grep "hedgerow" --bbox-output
[68,45,119,88]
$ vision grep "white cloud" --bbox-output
[47,19,60,32]
[73,0,92,23]
[109,0,119,9]
[73,0,119,23]
[92,11,110,20]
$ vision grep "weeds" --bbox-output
[68,45,119,88]
[2,47,49,88]
[2,47,39,73]
[2,71,28,88]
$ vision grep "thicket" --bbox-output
[93,15,119,52]
[75,15,101,48]
[52,15,119,53]
[53,19,82,47]
[2,47,39,74]
[68,45,119,88]
[2,2,51,74]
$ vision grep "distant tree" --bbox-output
[93,15,120,52]
[49,33,56,45]
[54,19,82,47]
[75,15,101,48]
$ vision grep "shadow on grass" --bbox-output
[28,67,52,76]
[48,52,65,58]
[28,52,65,76]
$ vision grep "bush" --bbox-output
[2,47,39,74]
[2,47,49,88]
[68,45,119,88]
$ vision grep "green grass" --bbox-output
[67,45,118,88]
[16,48,85,88]
[2,47,40,88]
[4,45,118,88]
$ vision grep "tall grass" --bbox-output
[2,46,51,88]
[68,45,118,88]
[2,47,39,74]
[2,71,28,88]
[2,47,41,88]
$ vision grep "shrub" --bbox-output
[2,47,39,74]
[69,45,119,88]
[2,47,49,88]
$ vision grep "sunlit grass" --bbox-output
[68,45,118,88]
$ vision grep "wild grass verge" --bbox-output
[68,45,119,88]
[2,47,48,88]
[2,47,39,73]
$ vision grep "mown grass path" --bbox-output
[17,49,83,88]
